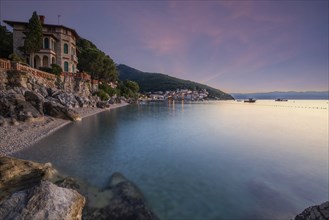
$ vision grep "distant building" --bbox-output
[4,15,79,73]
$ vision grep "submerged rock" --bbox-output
[295,201,329,220]
[0,181,85,220]
[83,172,158,220]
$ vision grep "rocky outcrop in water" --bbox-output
[0,156,85,220]
[0,181,85,220]
[0,157,158,220]
[0,156,56,200]
[83,172,159,220]
[294,201,329,220]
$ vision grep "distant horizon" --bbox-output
[230,90,329,94]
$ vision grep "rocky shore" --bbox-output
[0,156,158,220]
[0,67,129,156]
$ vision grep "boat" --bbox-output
[244,98,256,103]
[275,98,288,102]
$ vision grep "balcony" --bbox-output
[40,48,56,55]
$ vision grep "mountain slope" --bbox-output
[117,64,233,100]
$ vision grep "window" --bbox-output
[52,40,55,50]
[71,47,75,55]
[64,61,69,72]
[72,64,75,73]
[64,43,68,54]
[44,38,49,49]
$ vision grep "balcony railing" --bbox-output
[0,59,11,70]
[15,63,56,81]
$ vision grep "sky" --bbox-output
[1,0,328,93]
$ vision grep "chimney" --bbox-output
[39,15,45,24]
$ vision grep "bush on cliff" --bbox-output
[96,89,110,101]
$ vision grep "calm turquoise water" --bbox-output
[15,100,328,220]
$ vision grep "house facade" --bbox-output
[4,15,79,73]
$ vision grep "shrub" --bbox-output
[97,89,110,101]
[39,67,52,73]
[51,64,62,76]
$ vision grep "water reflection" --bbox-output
[14,100,328,220]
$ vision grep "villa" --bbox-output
[4,15,79,73]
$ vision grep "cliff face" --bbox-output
[0,68,101,125]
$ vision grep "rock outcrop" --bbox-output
[294,201,329,220]
[0,70,103,124]
[83,172,158,220]
[0,156,85,220]
[0,181,85,220]
[0,156,57,200]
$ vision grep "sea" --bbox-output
[15,100,329,220]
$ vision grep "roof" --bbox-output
[3,20,80,39]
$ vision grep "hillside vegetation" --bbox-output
[117,64,233,100]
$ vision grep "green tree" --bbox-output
[8,53,25,63]
[24,11,43,67]
[77,38,118,84]
[124,80,139,93]
[0,25,13,58]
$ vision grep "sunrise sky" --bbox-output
[1,1,328,93]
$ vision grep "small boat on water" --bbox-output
[275,98,288,102]
[244,98,256,103]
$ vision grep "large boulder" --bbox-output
[43,101,81,121]
[0,156,56,200]
[0,181,85,220]
[55,92,79,108]
[96,101,110,109]
[83,172,158,220]
[15,98,43,121]
[295,201,329,220]
[24,90,44,115]
[0,90,42,121]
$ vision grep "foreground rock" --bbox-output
[83,172,158,220]
[294,201,329,220]
[0,156,85,220]
[0,157,157,220]
[0,156,56,200]
[0,181,85,220]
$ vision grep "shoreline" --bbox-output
[0,102,128,156]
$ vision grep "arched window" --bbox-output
[64,43,69,54]
[34,55,40,69]
[44,38,49,49]
[51,57,56,64]
[64,61,69,72]
[43,56,49,67]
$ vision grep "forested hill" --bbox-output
[117,64,234,100]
